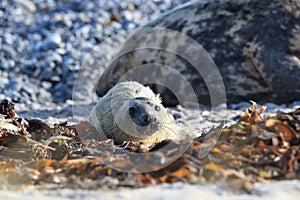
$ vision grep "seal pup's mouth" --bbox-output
[135,122,162,138]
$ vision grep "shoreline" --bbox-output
[1,180,299,200]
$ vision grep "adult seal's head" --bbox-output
[96,0,300,105]
[88,81,177,146]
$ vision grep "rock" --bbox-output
[96,0,300,106]
[13,0,36,13]
[34,41,47,51]
[47,33,62,45]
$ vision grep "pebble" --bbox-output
[202,111,210,117]
[47,33,62,46]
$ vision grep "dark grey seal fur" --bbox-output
[96,0,300,106]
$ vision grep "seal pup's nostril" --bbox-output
[128,106,135,116]
[152,117,158,124]
[141,114,151,126]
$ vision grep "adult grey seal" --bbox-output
[96,0,300,106]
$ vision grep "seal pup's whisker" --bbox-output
[161,124,177,138]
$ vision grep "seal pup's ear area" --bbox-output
[140,85,160,103]
[155,94,162,103]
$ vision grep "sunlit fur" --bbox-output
[89,81,177,146]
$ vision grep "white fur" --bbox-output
[88,81,177,146]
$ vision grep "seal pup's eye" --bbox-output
[147,101,153,106]
[134,97,150,101]
[154,105,161,112]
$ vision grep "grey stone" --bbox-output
[35,41,47,51]
[47,33,62,45]
[13,0,36,13]
[41,81,52,89]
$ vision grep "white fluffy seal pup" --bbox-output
[89,81,177,146]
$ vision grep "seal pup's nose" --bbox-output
[128,103,151,127]
[141,113,151,126]
[128,106,136,116]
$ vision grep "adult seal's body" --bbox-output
[89,81,177,146]
[96,0,300,106]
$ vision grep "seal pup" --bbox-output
[89,81,177,146]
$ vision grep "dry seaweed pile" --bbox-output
[0,100,299,191]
